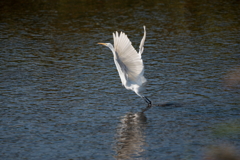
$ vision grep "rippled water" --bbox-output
[1,0,240,159]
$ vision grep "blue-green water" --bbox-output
[0,0,239,159]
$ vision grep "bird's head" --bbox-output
[98,43,114,50]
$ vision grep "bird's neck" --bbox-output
[108,44,117,59]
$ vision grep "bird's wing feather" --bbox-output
[138,26,146,56]
[113,31,146,85]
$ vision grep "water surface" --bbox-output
[0,0,240,159]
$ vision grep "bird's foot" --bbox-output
[140,96,152,113]
[141,103,152,113]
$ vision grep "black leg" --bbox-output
[141,96,152,113]
[142,96,151,105]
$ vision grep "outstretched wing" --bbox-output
[139,26,146,56]
[113,30,146,86]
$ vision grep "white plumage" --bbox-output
[98,26,151,107]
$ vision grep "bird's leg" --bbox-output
[142,96,151,105]
[141,96,152,113]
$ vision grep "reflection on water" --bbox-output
[224,66,240,90]
[114,112,147,159]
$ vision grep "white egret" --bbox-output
[98,26,152,110]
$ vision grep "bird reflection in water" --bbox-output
[114,112,147,159]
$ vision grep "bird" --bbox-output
[98,26,152,111]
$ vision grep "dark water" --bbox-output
[1,0,240,159]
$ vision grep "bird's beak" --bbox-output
[98,43,107,45]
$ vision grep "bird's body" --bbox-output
[98,26,151,110]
